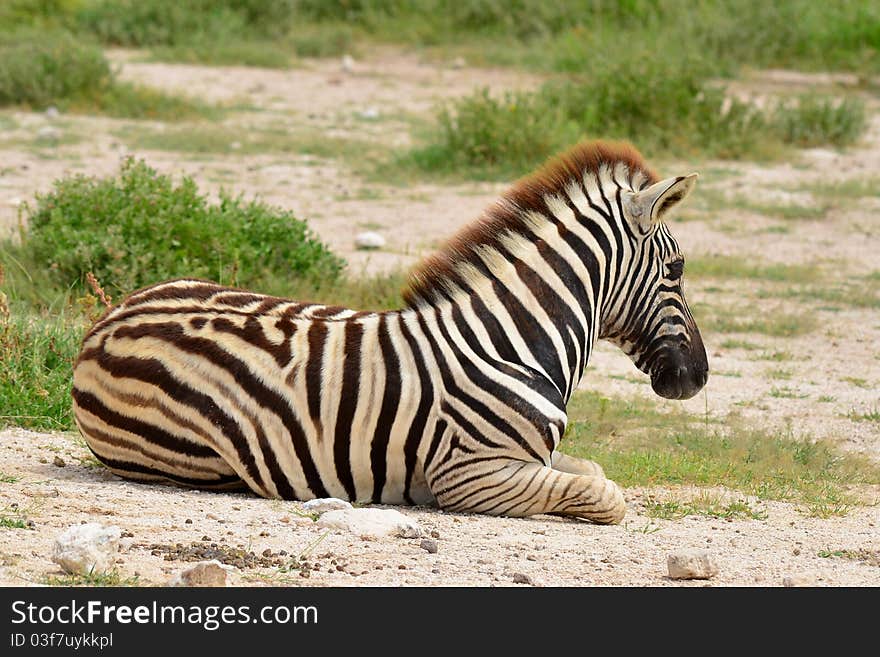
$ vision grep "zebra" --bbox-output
[71,139,708,524]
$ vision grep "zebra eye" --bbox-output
[666,259,684,280]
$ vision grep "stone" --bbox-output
[355,232,386,250]
[168,560,227,587]
[420,539,438,554]
[317,508,422,539]
[45,106,60,119]
[36,126,61,141]
[341,55,355,73]
[52,456,65,467]
[783,575,816,587]
[511,572,533,585]
[358,107,380,120]
[667,550,719,580]
[8,197,22,208]
[302,498,353,515]
[52,524,121,575]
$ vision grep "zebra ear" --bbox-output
[627,173,698,228]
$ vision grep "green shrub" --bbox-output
[0,29,111,109]
[405,88,575,177]
[0,28,215,117]
[76,0,296,47]
[0,0,83,30]
[18,158,344,299]
[770,96,867,148]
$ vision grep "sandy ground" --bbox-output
[0,50,878,587]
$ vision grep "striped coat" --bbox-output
[73,140,708,524]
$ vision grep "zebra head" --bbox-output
[603,172,708,400]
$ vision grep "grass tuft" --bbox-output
[562,390,880,517]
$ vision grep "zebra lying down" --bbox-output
[72,139,708,524]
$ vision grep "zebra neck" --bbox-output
[409,231,603,402]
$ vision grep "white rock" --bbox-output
[301,498,353,515]
[355,231,386,250]
[52,524,121,575]
[451,56,467,69]
[317,508,422,539]
[783,574,816,587]
[36,126,61,141]
[667,550,719,580]
[358,107,380,120]
[168,560,227,587]
[45,106,60,119]
[8,197,22,208]
[341,55,355,72]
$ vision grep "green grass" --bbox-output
[768,386,809,399]
[794,177,880,200]
[115,125,387,168]
[0,517,28,529]
[766,368,793,380]
[562,390,880,517]
[693,302,817,337]
[645,493,768,521]
[770,96,867,148]
[0,472,21,483]
[80,81,220,122]
[43,569,140,587]
[720,339,762,351]
[760,283,880,310]
[687,256,820,284]
[0,504,32,529]
[848,408,880,423]
[727,197,831,221]
[817,549,880,566]
[0,307,86,431]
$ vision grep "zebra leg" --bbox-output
[551,451,606,478]
[432,460,626,524]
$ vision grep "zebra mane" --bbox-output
[402,139,659,307]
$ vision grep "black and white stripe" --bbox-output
[72,140,708,523]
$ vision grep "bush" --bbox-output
[770,96,867,148]
[18,158,344,299]
[0,28,214,117]
[406,88,575,177]
[0,29,111,109]
[76,0,296,46]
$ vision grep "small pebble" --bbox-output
[52,456,66,467]
[420,539,438,554]
[512,572,533,585]
[355,232,386,250]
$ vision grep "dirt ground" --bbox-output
[0,50,878,587]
